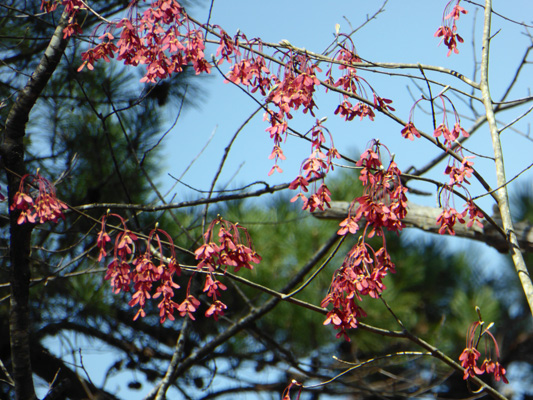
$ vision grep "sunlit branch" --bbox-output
[78,0,112,24]
[309,352,430,389]
[463,0,533,28]
[324,0,389,55]
[194,14,481,88]
[472,160,533,202]
[499,104,533,134]
[480,0,533,318]
[312,200,528,252]
[74,178,317,212]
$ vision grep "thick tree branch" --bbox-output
[479,0,533,317]
[1,10,70,400]
[313,201,533,253]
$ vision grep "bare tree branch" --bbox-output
[33,342,120,400]
[313,200,533,253]
[479,0,533,317]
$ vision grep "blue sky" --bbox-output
[161,0,533,211]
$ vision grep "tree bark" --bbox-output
[1,10,70,400]
[313,201,533,253]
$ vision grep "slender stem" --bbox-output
[154,318,190,400]
[479,0,533,317]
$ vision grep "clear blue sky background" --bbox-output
[41,1,533,399]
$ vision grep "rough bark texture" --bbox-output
[1,11,70,400]
[313,201,533,253]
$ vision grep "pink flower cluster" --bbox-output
[262,53,323,177]
[98,214,261,323]
[225,45,270,94]
[434,0,468,56]
[437,151,483,236]
[99,214,182,323]
[216,31,330,180]
[352,145,408,235]
[459,320,508,383]
[73,0,211,81]
[434,121,470,148]
[402,94,482,236]
[194,217,262,273]
[329,40,394,122]
[321,142,407,340]
[289,120,340,212]
[194,217,262,320]
[10,172,68,225]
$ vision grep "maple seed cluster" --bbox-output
[97,214,261,323]
[402,93,483,236]
[74,0,211,81]
[459,320,508,384]
[330,39,394,123]
[220,31,345,207]
[289,119,340,213]
[11,172,68,225]
[434,0,468,56]
[322,141,407,341]
[194,217,262,320]
[98,214,181,323]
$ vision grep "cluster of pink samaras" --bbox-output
[97,214,260,323]
[459,320,508,383]
[10,173,68,225]
[321,141,407,341]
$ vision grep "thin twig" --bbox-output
[201,80,262,231]
[154,318,191,400]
